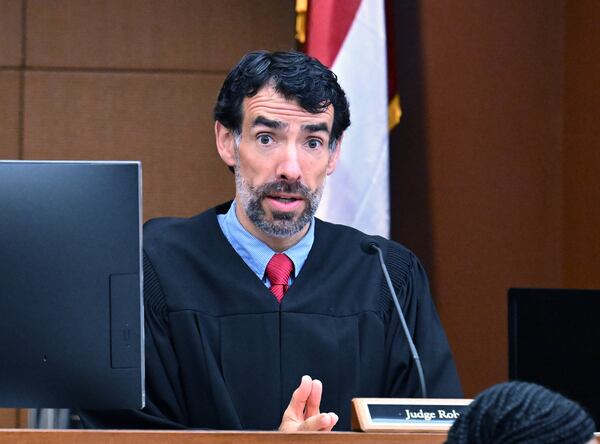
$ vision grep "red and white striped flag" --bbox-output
[298,0,398,238]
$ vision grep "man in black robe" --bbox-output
[81,50,462,431]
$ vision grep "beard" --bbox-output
[235,168,324,238]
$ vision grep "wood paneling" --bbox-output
[391,0,600,399]
[563,0,600,287]
[26,0,295,70]
[23,71,235,220]
[0,5,23,428]
[0,71,20,159]
[0,0,22,67]
[404,1,564,397]
[0,409,18,428]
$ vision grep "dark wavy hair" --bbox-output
[213,50,350,151]
[446,381,596,444]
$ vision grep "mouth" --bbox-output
[264,193,304,212]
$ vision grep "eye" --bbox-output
[257,134,273,145]
[306,138,323,150]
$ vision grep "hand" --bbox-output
[278,375,339,432]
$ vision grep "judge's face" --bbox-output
[215,86,341,246]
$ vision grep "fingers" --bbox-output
[297,412,339,432]
[279,376,339,432]
[286,375,313,419]
[305,378,322,418]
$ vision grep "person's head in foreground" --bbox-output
[446,381,596,444]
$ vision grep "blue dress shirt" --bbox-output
[217,200,314,288]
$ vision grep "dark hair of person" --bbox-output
[214,50,351,151]
[446,381,596,444]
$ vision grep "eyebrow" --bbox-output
[301,122,329,134]
[251,116,286,130]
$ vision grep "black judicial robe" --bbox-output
[80,202,461,430]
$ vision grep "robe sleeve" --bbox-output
[78,253,189,429]
[382,244,463,398]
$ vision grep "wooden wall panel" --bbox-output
[0,71,20,158]
[23,72,235,220]
[0,0,22,67]
[0,0,23,428]
[26,0,295,70]
[417,1,564,397]
[563,0,600,287]
[0,409,18,428]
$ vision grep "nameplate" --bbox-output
[351,398,472,432]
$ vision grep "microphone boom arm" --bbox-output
[370,243,428,398]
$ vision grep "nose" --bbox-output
[275,143,302,182]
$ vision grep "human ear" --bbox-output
[215,121,237,167]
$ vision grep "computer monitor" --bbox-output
[0,161,144,409]
[509,288,600,426]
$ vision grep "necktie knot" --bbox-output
[266,253,294,302]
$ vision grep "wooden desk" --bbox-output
[0,429,597,443]
[0,429,448,444]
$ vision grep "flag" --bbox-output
[298,0,399,238]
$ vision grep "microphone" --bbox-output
[361,240,428,398]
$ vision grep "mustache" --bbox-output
[254,180,311,199]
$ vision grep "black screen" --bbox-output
[0,161,144,409]
[509,288,600,426]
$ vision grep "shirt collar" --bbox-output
[217,200,315,282]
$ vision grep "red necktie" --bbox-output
[266,253,294,303]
